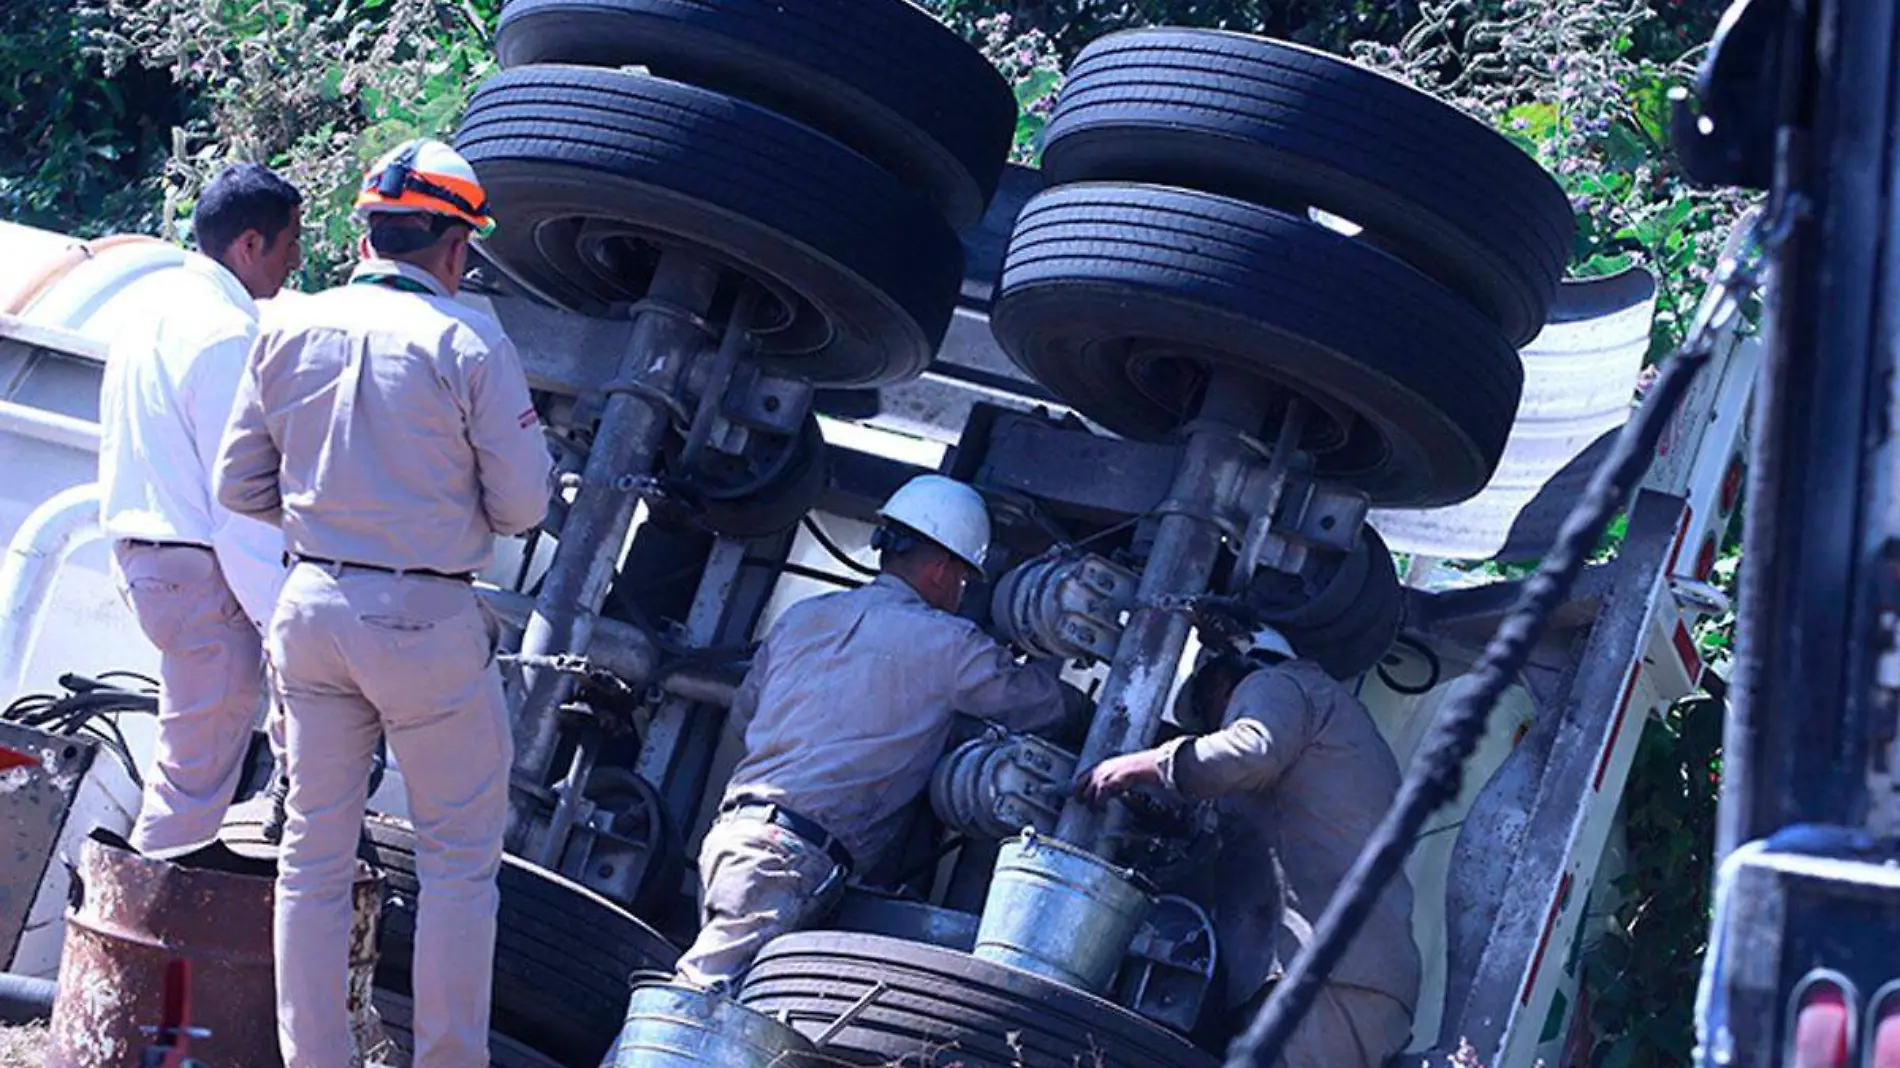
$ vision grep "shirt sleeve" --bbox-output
[214,334,285,526]
[466,336,553,537]
[729,638,770,738]
[946,622,1068,734]
[1169,668,1317,800]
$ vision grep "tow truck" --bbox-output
[0,1,1804,1065]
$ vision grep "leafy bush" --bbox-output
[0,6,178,235]
[1585,694,1722,1068]
[1353,0,1751,357]
[88,0,495,287]
[926,0,1419,58]
[963,13,1067,161]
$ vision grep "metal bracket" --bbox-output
[720,364,813,438]
[1235,471,1371,580]
[1116,894,1219,1034]
[1863,540,1900,835]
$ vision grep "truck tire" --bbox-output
[370,991,564,1068]
[741,931,1217,1068]
[1040,30,1574,345]
[360,816,679,1067]
[1279,525,1405,680]
[991,184,1522,508]
[494,0,1015,229]
[456,65,963,389]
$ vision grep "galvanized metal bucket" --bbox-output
[46,830,385,1068]
[601,981,817,1067]
[972,830,1154,993]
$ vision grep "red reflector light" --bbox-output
[1872,991,1900,1068]
[1720,454,1745,515]
[0,746,35,772]
[1792,983,1851,1068]
[1696,534,1719,580]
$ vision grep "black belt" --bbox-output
[289,553,474,583]
[721,797,854,871]
[121,538,210,551]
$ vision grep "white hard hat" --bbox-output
[1237,625,1296,660]
[877,475,991,570]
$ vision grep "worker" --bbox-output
[1076,627,1422,1068]
[98,161,302,862]
[215,138,551,1068]
[674,475,1076,988]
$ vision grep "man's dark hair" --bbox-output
[871,521,941,568]
[1183,651,1253,732]
[367,212,469,258]
[193,163,301,259]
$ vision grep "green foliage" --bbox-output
[88,0,495,287]
[962,14,1068,161]
[1583,694,1722,1068]
[925,0,1419,59]
[0,5,176,235]
[1352,0,1753,357]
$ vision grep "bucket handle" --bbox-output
[812,980,890,1048]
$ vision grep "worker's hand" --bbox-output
[1074,749,1165,808]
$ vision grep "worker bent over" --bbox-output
[675,475,1075,988]
[1078,627,1423,1068]
[215,139,552,1068]
[98,163,302,862]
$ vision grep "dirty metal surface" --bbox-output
[47,831,384,1068]
[1432,491,1686,1063]
[0,723,94,970]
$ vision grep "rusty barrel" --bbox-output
[47,830,385,1067]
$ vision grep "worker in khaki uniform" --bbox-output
[675,475,1073,987]
[215,139,551,1068]
[97,162,303,861]
[1078,627,1422,1068]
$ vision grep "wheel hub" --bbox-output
[1119,339,1356,455]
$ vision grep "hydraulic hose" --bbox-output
[0,972,56,1025]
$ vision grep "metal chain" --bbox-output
[499,651,643,701]
[557,471,670,499]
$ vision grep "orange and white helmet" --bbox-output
[353,139,495,236]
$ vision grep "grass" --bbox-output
[0,1022,48,1068]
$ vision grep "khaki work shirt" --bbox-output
[1158,659,1422,1012]
[725,574,1068,870]
[215,260,551,574]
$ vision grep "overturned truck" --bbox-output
[0,4,1754,1066]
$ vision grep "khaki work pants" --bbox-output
[674,813,845,988]
[113,541,267,859]
[268,562,508,1068]
[1231,982,1413,1068]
